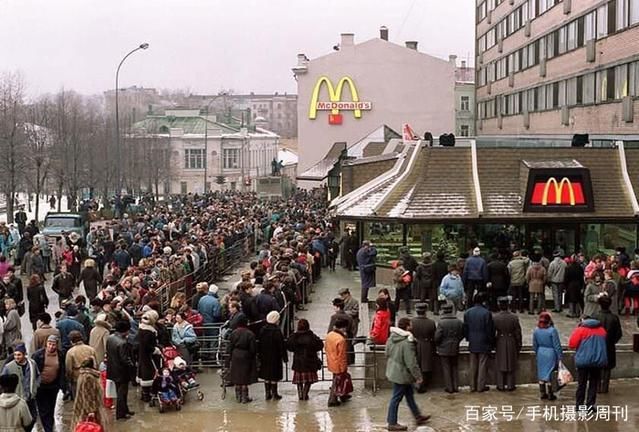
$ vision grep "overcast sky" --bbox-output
[0,0,474,97]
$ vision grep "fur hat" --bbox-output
[266,311,280,324]
[208,284,219,294]
[142,310,159,325]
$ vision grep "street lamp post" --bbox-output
[115,42,149,194]
[203,93,227,193]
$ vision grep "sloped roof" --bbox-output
[132,116,239,135]
[297,142,347,181]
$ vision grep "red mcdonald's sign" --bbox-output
[530,177,586,206]
[524,169,594,212]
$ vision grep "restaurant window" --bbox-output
[407,224,471,262]
[581,224,637,259]
[365,222,404,265]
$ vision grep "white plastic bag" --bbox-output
[557,361,573,388]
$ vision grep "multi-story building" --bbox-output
[476,0,639,136]
[452,55,477,136]
[130,109,279,194]
[185,93,298,138]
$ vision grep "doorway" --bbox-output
[526,224,578,258]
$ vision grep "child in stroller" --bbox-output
[173,356,200,391]
[151,368,182,413]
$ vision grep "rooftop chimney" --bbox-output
[449,54,457,66]
[461,60,467,68]
[341,33,355,47]
[297,53,308,66]
[380,26,389,41]
[405,41,418,50]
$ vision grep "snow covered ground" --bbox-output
[0,193,69,224]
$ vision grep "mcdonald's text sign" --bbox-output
[524,169,594,212]
[308,76,372,125]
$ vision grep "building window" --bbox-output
[583,72,596,104]
[223,148,240,169]
[461,96,470,111]
[184,149,205,169]
[180,182,187,194]
[461,125,470,136]
[631,0,639,24]
[615,64,629,99]
[597,5,609,38]
[617,0,629,30]
[585,11,596,41]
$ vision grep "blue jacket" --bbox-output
[439,274,464,300]
[568,319,608,368]
[198,293,221,324]
[56,318,86,351]
[463,255,488,283]
[463,304,494,353]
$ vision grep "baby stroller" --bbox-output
[149,357,183,413]
[173,356,204,401]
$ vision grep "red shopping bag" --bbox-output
[74,414,103,432]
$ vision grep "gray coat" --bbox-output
[3,310,22,348]
[492,310,522,372]
[434,314,464,356]
[411,315,436,372]
[583,282,602,318]
[343,296,360,337]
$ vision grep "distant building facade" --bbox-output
[452,55,476,137]
[104,86,160,124]
[293,28,456,181]
[130,109,279,194]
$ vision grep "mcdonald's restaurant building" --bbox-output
[293,30,456,185]
[331,139,639,270]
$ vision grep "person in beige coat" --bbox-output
[526,260,547,315]
[89,313,111,365]
[65,331,97,397]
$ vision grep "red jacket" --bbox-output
[370,309,391,345]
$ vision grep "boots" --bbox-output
[271,383,282,400]
[141,387,151,402]
[539,383,548,400]
[241,387,253,404]
[302,383,311,401]
[264,383,272,401]
[297,384,304,401]
[328,388,340,407]
[235,386,242,403]
[547,384,557,401]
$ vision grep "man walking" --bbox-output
[356,241,377,304]
[1,343,39,432]
[51,263,75,304]
[107,321,135,421]
[410,303,436,393]
[594,296,622,393]
[548,251,567,312]
[32,335,66,432]
[568,316,608,411]
[385,317,430,431]
[463,293,494,392]
[434,303,464,393]
[493,297,522,391]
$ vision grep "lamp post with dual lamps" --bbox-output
[114,42,149,194]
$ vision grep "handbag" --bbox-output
[74,413,103,432]
[104,379,117,399]
[557,360,573,388]
[332,372,354,396]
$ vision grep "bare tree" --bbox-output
[0,72,27,222]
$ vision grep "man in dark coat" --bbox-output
[257,311,287,400]
[434,303,464,393]
[327,298,355,365]
[565,258,585,318]
[15,206,27,234]
[487,255,510,311]
[414,254,433,305]
[356,241,377,303]
[32,335,66,432]
[411,303,436,393]
[462,247,488,306]
[431,252,448,315]
[398,247,418,298]
[463,292,494,392]
[106,320,135,420]
[594,296,622,393]
[493,297,522,391]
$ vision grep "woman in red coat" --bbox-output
[370,297,391,345]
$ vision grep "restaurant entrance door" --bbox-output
[527,224,578,258]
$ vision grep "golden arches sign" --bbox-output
[308,76,372,120]
[541,177,576,206]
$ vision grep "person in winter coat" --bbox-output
[507,251,530,313]
[410,303,436,393]
[392,262,412,315]
[89,313,111,366]
[414,253,433,305]
[431,252,448,315]
[286,319,323,401]
[385,318,431,431]
[106,320,134,421]
[56,306,86,354]
[3,299,22,350]
[493,297,522,391]
[1,343,39,431]
[463,293,494,392]
[583,273,604,318]
[65,331,97,398]
[31,335,65,432]
[462,247,488,306]
[356,241,377,303]
[486,255,509,311]
[439,265,464,312]
[568,316,608,410]
[52,263,75,304]
[137,310,159,402]
[171,312,198,364]
[79,259,102,301]
[565,258,585,318]
[26,275,48,332]
[325,318,351,407]
[526,260,547,315]
[31,313,60,353]
[434,303,464,393]
[226,315,258,403]
[71,358,110,432]
[258,311,287,401]
[532,312,562,401]
[29,248,45,280]
[594,296,622,393]
[0,374,32,432]
[547,251,567,312]
[339,288,360,341]
[198,284,222,324]
[370,298,391,345]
